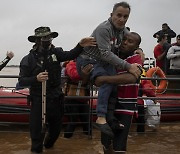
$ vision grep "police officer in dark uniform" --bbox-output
[18,26,96,153]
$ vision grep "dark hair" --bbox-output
[113,1,131,12]
[162,23,170,29]
[157,34,166,43]
[131,32,141,46]
[177,34,180,39]
[162,23,168,26]
[126,27,130,31]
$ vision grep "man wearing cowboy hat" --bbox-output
[18,26,96,153]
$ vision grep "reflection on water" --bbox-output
[0,67,19,88]
[0,123,180,154]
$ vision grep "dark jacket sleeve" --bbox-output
[167,29,176,38]
[56,43,84,62]
[153,30,162,38]
[0,56,11,71]
[18,55,38,87]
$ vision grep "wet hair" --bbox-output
[131,32,141,46]
[113,1,131,13]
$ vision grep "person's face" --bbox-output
[111,6,130,30]
[41,35,53,42]
[177,37,180,45]
[120,33,139,55]
[162,25,168,31]
[35,37,41,46]
[40,35,53,49]
[162,36,167,43]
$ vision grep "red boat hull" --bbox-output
[0,88,30,123]
[0,88,180,123]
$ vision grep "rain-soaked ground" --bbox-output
[0,122,180,154]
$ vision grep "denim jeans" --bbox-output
[76,56,116,117]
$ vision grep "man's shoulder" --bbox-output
[126,54,142,65]
[154,44,162,49]
[22,51,33,60]
[95,20,112,31]
[20,54,31,65]
[52,47,63,55]
[170,45,180,50]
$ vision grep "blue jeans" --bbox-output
[76,56,116,117]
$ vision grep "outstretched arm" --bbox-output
[57,37,96,62]
[0,51,14,71]
[95,72,138,87]
[95,54,143,87]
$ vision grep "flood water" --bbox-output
[0,123,180,154]
[1,68,180,153]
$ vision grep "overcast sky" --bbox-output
[0,0,179,65]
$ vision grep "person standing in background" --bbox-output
[153,23,176,44]
[153,34,168,72]
[64,60,92,138]
[166,34,180,75]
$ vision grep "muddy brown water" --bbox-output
[0,123,180,154]
[1,67,180,154]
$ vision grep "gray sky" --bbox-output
[1,0,179,65]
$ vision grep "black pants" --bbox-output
[136,104,145,132]
[64,99,90,137]
[30,95,64,152]
[101,113,133,152]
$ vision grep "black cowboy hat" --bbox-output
[28,26,58,43]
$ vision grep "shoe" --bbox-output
[108,119,124,133]
[93,123,114,138]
